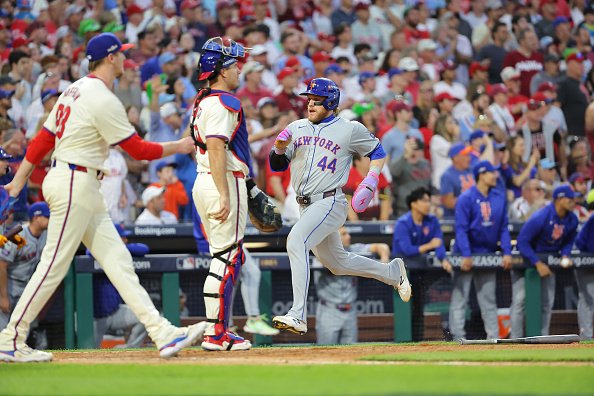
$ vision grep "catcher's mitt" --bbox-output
[248,191,283,233]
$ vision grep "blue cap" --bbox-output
[540,158,558,170]
[553,185,581,200]
[324,63,346,76]
[359,71,375,85]
[473,160,500,179]
[158,52,177,67]
[469,130,485,142]
[114,223,132,237]
[86,32,135,61]
[28,201,50,218]
[41,89,59,104]
[388,68,404,79]
[0,147,12,160]
[158,93,176,105]
[553,16,570,28]
[448,142,473,157]
[156,160,177,172]
[0,89,14,99]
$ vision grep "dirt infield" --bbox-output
[51,343,594,366]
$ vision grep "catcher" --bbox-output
[190,37,281,351]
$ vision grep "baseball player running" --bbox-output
[269,78,411,335]
[0,33,205,363]
[191,37,253,351]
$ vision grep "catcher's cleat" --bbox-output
[272,314,307,335]
[159,321,206,359]
[201,331,252,351]
[390,258,411,303]
[0,345,53,362]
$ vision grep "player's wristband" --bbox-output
[273,146,287,155]
[246,178,261,199]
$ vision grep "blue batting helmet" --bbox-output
[300,78,340,110]
[0,148,11,160]
[198,37,250,81]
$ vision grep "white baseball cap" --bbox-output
[160,102,182,118]
[142,185,165,206]
[242,61,265,75]
[398,57,420,71]
[250,44,267,56]
[417,39,438,52]
[500,66,520,82]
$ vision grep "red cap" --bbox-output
[124,59,140,70]
[390,101,413,113]
[566,52,585,63]
[285,56,301,68]
[469,61,489,77]
[531,92,548,102]
[10,20,29,34]
[217,1,238,11]
[11,36,29,49]
[317,32,336,42]
[277,67,296,80]
[489,83,508,97]
[537,81,558,92]
[434,92,458,102]
[181,0,200,9]
[354,2,370,11]
[312,51,332,63]
[126,4,144,15]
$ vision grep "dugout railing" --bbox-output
[63,251,594,350]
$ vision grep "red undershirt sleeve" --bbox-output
[118,133,164,160]
[25,127,56,165]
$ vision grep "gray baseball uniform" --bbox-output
[0,225,47,331]
[275,116,400,322]
[315,243,367,345]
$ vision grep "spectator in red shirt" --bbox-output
[501,66,529,122]
[0,22,10,63]
[265,164,291,206]
[152,161,189,220]
[435,91,460,115]
[502,28,544,97]
[402,5,431,45]
[129,29,158,66]
[236,61,273,108]
[274,67,307,117]
[343,152,391,221]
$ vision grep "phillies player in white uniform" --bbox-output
[0,33,205,363]
[269,78,411,335]
[191,37,252,351]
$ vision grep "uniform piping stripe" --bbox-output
[301,194,336,320]
[12,170,75,349]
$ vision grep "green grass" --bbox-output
[363,348,594,362]
[1,364,593,396]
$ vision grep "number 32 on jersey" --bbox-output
[317,156,337,173]
[55,104,71,138]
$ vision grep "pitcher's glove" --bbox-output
[246,178,282,233]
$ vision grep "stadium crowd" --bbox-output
[0,0,592,344]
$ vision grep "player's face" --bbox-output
[412,194,431,216]
[306,94,332,123]
[0,159,8,176]
[561,197,576,212]
[113,52,125,79]
[223,63,241,90]
[36,215,50,230]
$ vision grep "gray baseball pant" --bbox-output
[315,301,357,345]
[509,269,556,338]
[449,268,499,341]
[286,195,399,322]
[94,304,147,349]
[574,268,594,341]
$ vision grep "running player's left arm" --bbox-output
[350,122,386,213]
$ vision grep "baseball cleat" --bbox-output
[243,316,280,336]
[201,331,252,351]
[0,345,53,362]
[391,258,412,302]
[272,314,307,335]
[159,321,206,359]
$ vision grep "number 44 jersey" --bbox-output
[282,116,381,197]
[42,75,136,174]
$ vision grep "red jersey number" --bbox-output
[55,104,71,139]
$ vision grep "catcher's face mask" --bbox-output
[198,37,251,80]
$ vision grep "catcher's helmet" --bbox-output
[198,37,250,81]
[300,78,340,110]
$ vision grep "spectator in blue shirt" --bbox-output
[513,185,580,338]
[381,101,425,162]
[450,160,513,342]
[575,214,594,340]
[331,0,357,30]
[440,142,475,218]
[393,187,453,341]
